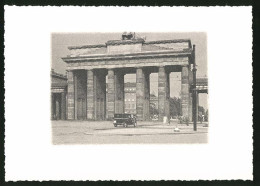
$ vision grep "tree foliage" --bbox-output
[169,97,181,117]
[198,106,205,115]
[149,102,159,115]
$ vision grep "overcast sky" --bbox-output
[51,32,208,109]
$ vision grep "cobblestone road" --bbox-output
[52,120,208,144]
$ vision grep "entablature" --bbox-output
[63,49,193,63]
[66,55,190,71]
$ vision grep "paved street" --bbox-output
[52,120,208,144]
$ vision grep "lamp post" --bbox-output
[192,45,197,131]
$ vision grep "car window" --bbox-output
[114,114,121,118]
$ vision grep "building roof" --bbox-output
[125,82,136,88]
[150,94,157,98]
[51,69,67,80]
[68,44,106,50]
[106,38,145,46]
[196,77,208,85]
[141,44,173,52]
[144,39,191,47]
[51,82,67,88]
[51,69,67,89]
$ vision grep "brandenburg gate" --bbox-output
[62,33,195,121]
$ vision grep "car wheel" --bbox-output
[114,124,117,127]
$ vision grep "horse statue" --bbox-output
[122,32,135,40]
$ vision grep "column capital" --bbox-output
[158,66,165,69]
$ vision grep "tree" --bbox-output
[150,102,159,116]
[169,97,181,117]
[205,109,209,122]
[198,106,205,115]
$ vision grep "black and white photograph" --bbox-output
[4,6,253,181]
[51,32,209,144]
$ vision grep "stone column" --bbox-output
[158,66,170,121]
[93,73,97,120]
[188,65,193,121]
[55,98,60,120]
[144,71,150,120]
[67,71,75,120]
[197,93,199,120]
[107,69,115,120]
[189,93,193,121]
[165,72,170,118]
[74,74,78,119]
[51,93,54,120]
[115,71,125,114]
[136,68,145,121]
[181,66,189,119]
[65,94,68,120]
[61,92,66,120]
[87,70,95,120]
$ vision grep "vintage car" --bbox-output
[113,113,137,127]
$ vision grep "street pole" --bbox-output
[192,45,197,131]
